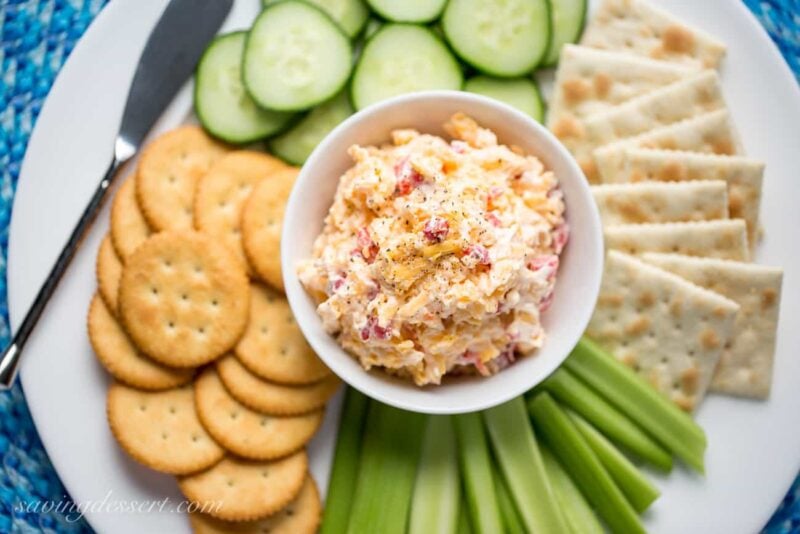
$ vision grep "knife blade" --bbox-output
[0,0,233,389]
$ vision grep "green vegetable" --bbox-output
[492,469,525,534]
[541,366,673,471]
[568,409,660,513]
[409,415,460,534]
[484,397,568,533]
[457,491,474,534]
[540,444,604,534]
[564,337,706,472]
[529,393,646,534]
[453,412,503,534]
[347,401,427,534]
[320,387,368,534]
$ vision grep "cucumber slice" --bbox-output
[194,32,294,144]
[244,1,353,112]
[262,0,370,38]
[269,91,353,165]
[542,0,587,66]
[351,24,463,111]
[442,0,551,76]
[464,76,545,122]
[367,0,447,23]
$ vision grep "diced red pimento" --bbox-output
[464,244,491,266]
[328,272,347,294]
[463,350,491,376]
[528,254,559,281]
[394,157,424,196]
[423,217,449,243]
[360,315,390,341]
[485,212,502,227]
[355,227,378,263]
[553,223,569,254]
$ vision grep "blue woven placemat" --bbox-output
[1,1,799,532]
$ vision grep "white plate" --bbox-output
[9,1,800,532]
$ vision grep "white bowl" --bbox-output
[282,91,603,414]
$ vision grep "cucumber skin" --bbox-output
[349,23,464,111]
[541,0,588,67]
[243,1,354,112]
[366,0,447,24]
[442,0,553,77]
[194,32,296,144]
[262,0,371,39]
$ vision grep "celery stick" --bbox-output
[484,397,569,534]
[492,469,525,534]
[321,387,368,534]
[457,491,474,534]
[453,412,504,534]
[568,409,660,513]
[541,366,673,471]
[529,393,646,534]
[540,444,604,534]
[347,401,427,534]
[565,337,706,472]
[409,415,459,534]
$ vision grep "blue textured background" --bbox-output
[0,1,798,532]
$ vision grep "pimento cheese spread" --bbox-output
[298,113,568,386]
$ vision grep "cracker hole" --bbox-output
[168,175,176,184]
[633,364,641,372]
[169,406,176,414]
[260,418,270,427]
[218,201,227,208]
[286,509,294,517]
[267,219,275,227]
[191,435,199,443]
[151,287,159,296]
[648,331,656,339]
[675,323,683,331]
[661,356,668,364]
[280,347,288,356]
[180,152,188,161]
[688,350,695,357]
[197,327,205,335]
[261,470,269,478]
[161,432,168,440]
[672,381,680,390]
[168,321,175,329]
[671,245,680,252]
[227,480,235,488]
[194,266,203,274]
[230,411,239,420]
[211,299,219,307]
[139,405,147,412]
[724,342,732,349]
[261,326,268,335]
[181,294,189,302]
[286,315,293,324]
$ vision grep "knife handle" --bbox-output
[0,155,126,389]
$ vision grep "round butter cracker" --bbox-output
[118,231,250,368]
[88,294,193,390]
[189,476,320,534]
[194,151,287,272]
[179,451,307,522]
[217,354,339,416]
[106,383,224,475]
[96,235,122,315]
[136,125,227,231]
[241,167,299,291]
[235,284,330,385]
[110,176,151,259]
[194,368,323,460]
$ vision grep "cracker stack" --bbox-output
[549,0,784,409]
[89,126,338,531]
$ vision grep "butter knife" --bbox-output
[0,0,233,388]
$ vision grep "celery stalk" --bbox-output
[457,491,474,534]
[568,409,660,513]
[409,415,459,534]
[320,387,368,534]
[540,444,604,534]
[541,366,673,471]
[565,337,706,472]
[484,397,569,534]
[347,401,427,534]
[529,393,646,534]
[453,412,504,534]
[493,469,525,534]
